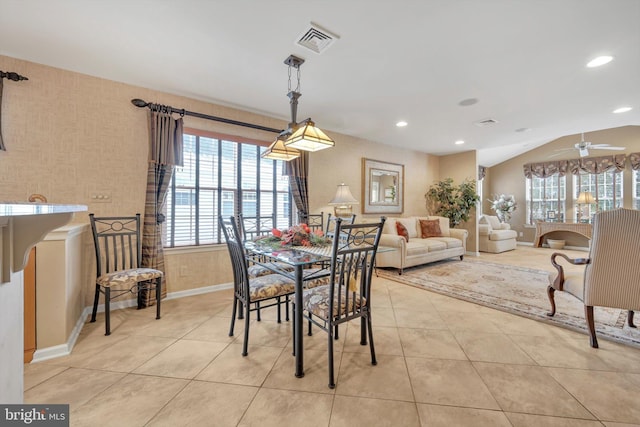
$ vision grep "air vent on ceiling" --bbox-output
[474,118,499,127]
[295,22,339,54]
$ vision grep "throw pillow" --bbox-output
[419,219,443,238]
[396,221,409,242]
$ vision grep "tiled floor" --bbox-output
[24,247,640,426]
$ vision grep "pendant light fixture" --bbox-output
[261,54,334,160]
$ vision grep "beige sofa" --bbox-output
[478,215,517,253]
[376,216,468,274]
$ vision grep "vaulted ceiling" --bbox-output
[1,0,638,166]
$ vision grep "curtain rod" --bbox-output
[130,98,282,134]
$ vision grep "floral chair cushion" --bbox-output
[249,274,296,301]
[97,268,163,288]
[302,285,366,319]
[247,261,294,278]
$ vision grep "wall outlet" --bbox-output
[519,231,523,237]
[91,192,112,203]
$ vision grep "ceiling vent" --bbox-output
[295,23,339,54]
[474,118,499,127]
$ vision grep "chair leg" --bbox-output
[328,324,335,389]
[292,303,296,356]
[360,317,367,345]
[308,319,313,336]
[104,287,111,336]
[242,303,250,357]
[237,299,244,320]
[155,278,162,320]
[628,310,636,328]
[367,314,377,366]
[286,295,290,321]
[277,296,282,323]
[229,296,238,337]
[256,301,261,322]
[585,305,598,348]
[546,286,556,317]
[90,284,100,322]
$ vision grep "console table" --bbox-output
[533,221,592,247]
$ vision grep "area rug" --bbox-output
[377,260,640,347]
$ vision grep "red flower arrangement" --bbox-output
[255,223,331,248]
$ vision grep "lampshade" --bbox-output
[285,119,335,152]
[576,191,595,204]
[328,183,358,217]
[261,135,300,161]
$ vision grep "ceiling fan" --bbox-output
[550,133,625,158]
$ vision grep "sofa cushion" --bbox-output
[396,221,409,242]
[485,215,502,230]
[488,229,517,241]
[430,237,463,249]
[405,241,429,256]
[419,219,442,238]
[397,217,419,239]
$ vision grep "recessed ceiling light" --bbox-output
[458,98,478,107]
[396,121,408,127]
[613,107,632,114]
[455,140,465,145]
[515,127,532,133]
[586,55,613,68]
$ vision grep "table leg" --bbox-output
[294,265,304,378]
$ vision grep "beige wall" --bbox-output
[486,125,640,246]
[435,150,479,253]
[0,55,441,308]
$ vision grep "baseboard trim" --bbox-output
[30,283,233,363]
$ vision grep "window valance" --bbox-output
[630,152,640,171]
[524,154,626,178]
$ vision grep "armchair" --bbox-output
[548,208,640,348]
[478,215,517,253]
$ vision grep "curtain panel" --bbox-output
[630,153,640,171]
[140,109,184,307]
[284,151,310,219]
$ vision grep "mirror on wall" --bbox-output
[362,158,404,214]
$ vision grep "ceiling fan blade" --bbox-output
[589,145,625,150]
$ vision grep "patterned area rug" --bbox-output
[377,259,640,347]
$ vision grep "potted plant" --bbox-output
[425,178,480,228]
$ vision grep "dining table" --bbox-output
[244,241,333,378]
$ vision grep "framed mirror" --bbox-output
[362,158,404,214]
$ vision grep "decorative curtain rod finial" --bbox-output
[131,98,149,108]
[0,71,28,81]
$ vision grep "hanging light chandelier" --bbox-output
[262,55,334,160]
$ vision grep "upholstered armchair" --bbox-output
[478,215,517,253]
[548,208,640,348]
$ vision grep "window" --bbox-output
[526,175,566,224]
[165,132,292,247]
[634,170,640,209]
[574,171,622,222]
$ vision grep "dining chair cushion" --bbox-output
[249,274,296,300]
[247,262,294,278]
[97,268,163,288]
[302,267,332,289]
[302,284,366,319]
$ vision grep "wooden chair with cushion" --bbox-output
[297,216,386,388]
[89,214,163,336]
[548,208,640,348]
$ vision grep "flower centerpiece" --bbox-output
[254,223,331,248]
[489,194,517,223]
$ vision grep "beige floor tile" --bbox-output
[602,422,640,427]
[437,311,504,333]
[343,324,403,356]
[417,404,512,427]
[228,317,292,348]
[47,332,130,366]
[146,380,258,427]
[114,310,212,338]
[182,315,244,343]
[427,292,488,314]
[398,328,467,360]
[473,362,594,419]
[65,335,177,372]
[195,343,282,386]
[303,324,346,353]
[24,368,125,407]
[70,374,188,427]
[262,348,339,393]
[239,388,333,427]
[133,339,229,379]
[336,353,414,401]
[406,358,499,409]
[588,340,640,373]
[370,307,398,327]
[508,334,612,370]
[547,367,640,424]
[505,412,605,426]
[454,331,536,364]
[331,395,420,427]
[486,309,574,337]
[394,307,448,330]
[23,363,68,390]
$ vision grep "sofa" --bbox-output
[376,216,468,274]
[478,215,517,253]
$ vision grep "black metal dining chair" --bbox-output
[220,215,296,356]
[297,217,386,388]
[298,211,324,232]
[325,213,356,238]
[89,214,163,336]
